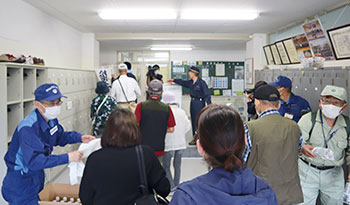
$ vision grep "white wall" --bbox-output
[0,0,99,70]
[170,50,246,62]
[99,49,246,66]
[100,49,117,66]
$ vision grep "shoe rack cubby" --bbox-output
[0,63,97,196]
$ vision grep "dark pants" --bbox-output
[190,100,206,136]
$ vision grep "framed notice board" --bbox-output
[171,61,245,96]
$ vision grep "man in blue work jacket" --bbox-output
[1,83,95,204]
[168,66,211,145]
[269,75,311,122]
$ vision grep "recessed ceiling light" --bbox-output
[99,9,177,20]
[181,9,259,20]
[151,45,192,51]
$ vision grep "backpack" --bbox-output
[307,111,350,141]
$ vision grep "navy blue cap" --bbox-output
[95,81,110,94]
[269,76,292,88]
[189,66,200,74]
[34,83,66,101]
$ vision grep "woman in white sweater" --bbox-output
[162,92,191,191]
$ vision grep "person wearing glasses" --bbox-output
[269,75,311,122]
[2,83,95,204]
[299,85,350,204]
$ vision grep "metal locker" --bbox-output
[321,69,333,88]
[272,70,280,82]
[300,70,313,105]
[333,68,349,116]
[309,71,322,111]
[333,68,348,88]
[254,70,261,83]
[292,70,303,97]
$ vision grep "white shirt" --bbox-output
[111,75,141,102]
[164,105,191,152]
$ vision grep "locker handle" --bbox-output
[7,108,11,112]
[24,72,28,77]
[36,73,40,77]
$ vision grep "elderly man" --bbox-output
[135,80,176,161]
[111,63,141,109]
[244,85,303,204]
[299,85,350,205]
[2,83,95,204]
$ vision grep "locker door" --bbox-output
[255,70,261,83]
[272,70,281,82]
[300,70,312,105]
[334,69,349,116]
[292,70,302,97]
[321,69,333,88]
[310,71,322,111]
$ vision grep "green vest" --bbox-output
[246,113,303,205]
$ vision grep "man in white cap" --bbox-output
[299,85,350,204]
[111,63,141,109]
[162,92,191,191]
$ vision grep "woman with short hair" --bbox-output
[170,105,277,205]
[80,109,170,205]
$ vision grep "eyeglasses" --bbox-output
[40,100,63,107]
[321,98,345,107]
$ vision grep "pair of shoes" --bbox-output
[188,139,197,146]
[0,54,25,63]
[33,57,45,65]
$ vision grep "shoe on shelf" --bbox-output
[39,58,45,65]
[188,139,197,146]
[25,55,33,65]
[0,54,25,63]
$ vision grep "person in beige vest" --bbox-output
[243,85,303,205]
[299,85,349,205]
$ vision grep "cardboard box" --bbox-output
[39,183,81,204]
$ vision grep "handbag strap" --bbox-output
[118,78,129,102]
[136,145,149,195]
[93,95,108,122]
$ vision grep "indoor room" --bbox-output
[0,0,350,204]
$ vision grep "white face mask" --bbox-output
[40,103,61,120]
[321,104,343,119]
[154,70,159,75]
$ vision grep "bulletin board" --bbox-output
[171,61,245,96]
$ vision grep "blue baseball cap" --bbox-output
[189,66,200,74]
[269,76,292,88]
[34,83,66,101]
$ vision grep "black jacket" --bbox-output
[79,145,170,205]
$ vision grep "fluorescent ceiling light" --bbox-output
[151,45,192,51]
[181,9,259,20]
[99,9,177,20]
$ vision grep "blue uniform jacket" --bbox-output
[170,168,277,205]
[174,78,211,104]
[279,93,311,122]
[4,109,82,174]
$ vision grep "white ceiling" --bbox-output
[24,0,345,50]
